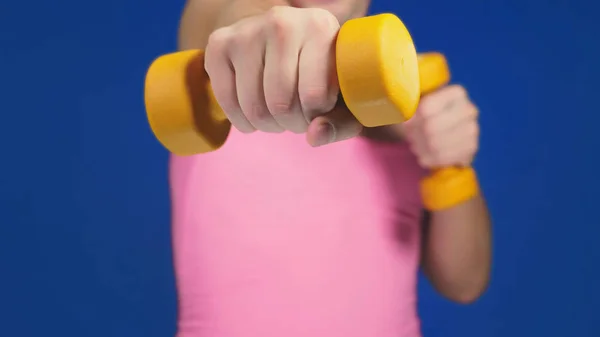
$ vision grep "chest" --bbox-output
[170,132,426,320]
[172,131,424,251]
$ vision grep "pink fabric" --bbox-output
[170,129,426,337]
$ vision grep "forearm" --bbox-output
[422,194,491,303]
[178,0,289,50]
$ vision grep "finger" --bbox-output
[306,103,362,147]
[418,84,468,119]
[297,13,339,123]
[263,12,307,133]
[205,28,256,133]
[421,99,478,137]
[421,121,479,167]
[231,32,284,133]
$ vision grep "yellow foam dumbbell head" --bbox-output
[145,49,231,156]
[418,52,451,95]
[336,13,421,127]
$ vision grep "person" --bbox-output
[170,0,492,336]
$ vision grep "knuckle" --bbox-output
[300,86,335,112]
[268,5,288,16]
[308,9,340,33]
[207,27,232,51]
[230,28,255,48]
[266,7,291,36]
[449,84,467,97]
[205,29,233,74]
[244,103,271,123]
[418,100,435,117]
[266,98,293,117]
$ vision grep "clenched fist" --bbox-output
[205,6,362,146]
[404,85,480,168]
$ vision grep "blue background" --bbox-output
[1,0,598,336]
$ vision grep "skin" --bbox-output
[179,0,492,303]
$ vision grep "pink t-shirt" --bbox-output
[170,128,426,337]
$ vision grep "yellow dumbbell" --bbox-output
[145,14,419,155]
[415,53,479,210]
[144,13,478,210]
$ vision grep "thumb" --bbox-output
[306,104,363,147]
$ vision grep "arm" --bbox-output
[363,127,492,303]
[178,0,289,50]
[368,85,491,303]
[421,195,491,304]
